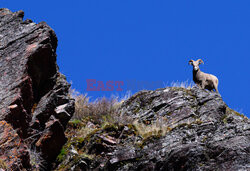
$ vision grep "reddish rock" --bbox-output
[0,8,74,170]
[0,121,30,170]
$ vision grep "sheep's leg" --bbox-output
[215,86,219,93]
[201,81,205,89]
[215,79,219,93]
[196,83,202,89]
[213,82,219,93]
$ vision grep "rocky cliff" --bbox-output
[1,8,249,171]
[56,87,249,171]
[0,9,74,170]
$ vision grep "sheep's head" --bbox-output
[189,59,204,71]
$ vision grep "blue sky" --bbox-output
[2,1,250,117]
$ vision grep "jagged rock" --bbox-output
[121,86,227,125]
[0,8,74,170]
[119,87,250,170]
[57,87,249,171]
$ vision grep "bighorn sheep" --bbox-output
[189,59,219,93]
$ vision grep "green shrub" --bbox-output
[57,147,67,162]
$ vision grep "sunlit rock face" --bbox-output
[0,8,74,170]
[119,87,250,170]
[57,86,249,171]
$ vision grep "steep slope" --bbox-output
[0,9,74,170]
[56,87,249,171]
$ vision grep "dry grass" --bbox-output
[0,159,7,170]
[133,118,172,140]
[170,80,195,89]
[73,95,119,124]
[70,89,131,125]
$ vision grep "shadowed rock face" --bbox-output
[0,8,74,170]
[57,87,249,171]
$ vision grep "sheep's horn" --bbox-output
[197,59,204,64]
[188,60,194,65]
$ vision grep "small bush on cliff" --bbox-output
[70,89,131,125]
[73,94,120,124]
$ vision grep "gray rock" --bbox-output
[0,8,74,170]
[60,86,249,171]
[118,87,249,170]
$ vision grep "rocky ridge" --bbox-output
[0,8,249,171]
[0,8,74,170]
[56,86,249,171]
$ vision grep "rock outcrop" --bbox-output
[0,9,74,170]
[119,87,249,170]
[56,87,249,171]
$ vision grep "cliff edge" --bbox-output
[0,9,74,170]
[57,87,249,170]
